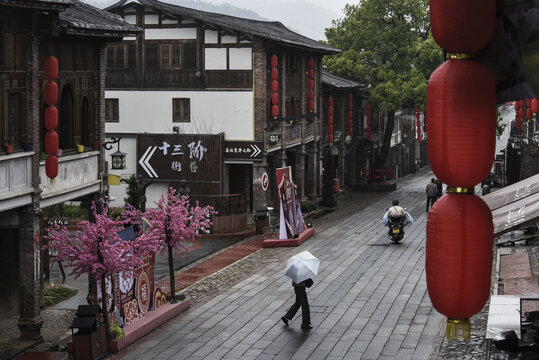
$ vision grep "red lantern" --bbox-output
[518,107,525,119]
[44,81,58,106]
[45,131,58,155]
[271,80,278,93]
[349,126,353,136]
[271,93,279,105]
[271,68,278,81]
[328,115,333,125]
[519,99,526,108]
[418,134,422,142]
[328,107,334,116]
[307,58,314,69]
[531,98,539,114]
[308,100,314,112]
[308,89,314,100]
[44,56,59,81]
[45,155,59,179]
[328,134,334,144]
[427,60,496,187]
[308,69,314,80]
[328,97,333,107]
[527,108,533,120]
[271,55,278,68]
[527,99,532,108]
[426,194,493,319]
[348,110,353,119]
[515,101,520,111]
[44,106,58,130]
[430,0,495,53]
[272,104,279,118]
[308,79,314,91]
[328,125,334,134]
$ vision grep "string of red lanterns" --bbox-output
[307,58,315,113]
[44,56,59,181]
[271,55,279,119]
[426,0,496,340]
[328,96,334,145]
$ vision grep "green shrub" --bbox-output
[43,283,78,307]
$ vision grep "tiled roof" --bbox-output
[322,68,366,89]
[107,0,339,54]
[0,0,72,10]
[59,0,140,37]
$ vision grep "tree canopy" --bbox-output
[324,0,443,112]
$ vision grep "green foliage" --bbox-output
[108,323,125,340]
[124,175,140,209]
[324,0,443,111]
[43,283,78,307]
[108,207,123,220]
[43,204,87,220]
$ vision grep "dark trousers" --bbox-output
[426,196,436,211]
[284,286,311,326]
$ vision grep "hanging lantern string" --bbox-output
[446,186,476,194]
[445,53,475,60]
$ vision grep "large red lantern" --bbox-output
[271,93,279,105]
[427,59,496,187]
[44,81,58,106]
[44,106,58,130]
[430,0,495,53]
[272,105,279,118]
[45,155,59,179]
[308,100,314,112]
[271,68,278,81]
[271,55,278,68]
[531,98,539,114]
[427,193,493,319]
[45,131,58,154]
[271,80,278,93]
[45,56,58,81]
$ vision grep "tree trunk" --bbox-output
[373,110,396,169]
[167,243,175,303]
[100,273,109,335]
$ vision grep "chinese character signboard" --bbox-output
[137,134,223,182]
[223,141,263,161]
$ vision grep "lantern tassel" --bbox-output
[446,318,471,340]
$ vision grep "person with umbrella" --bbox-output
[281,251,319,330]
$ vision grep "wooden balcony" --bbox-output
[0,151,33,212]
[40,151,101,208]
[265,119,321,152]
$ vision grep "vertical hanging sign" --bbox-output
[44,56,59,181]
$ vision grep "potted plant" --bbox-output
[56,149,63,157]
[5,144,14,154]
[23,141,32,151]
[76,144,84,153]
[108,323,124,341]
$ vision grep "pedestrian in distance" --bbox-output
[435,178,443,199]
[281,278,313,330]
[426,178,438,212]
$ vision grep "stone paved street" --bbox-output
[115,170,446,360]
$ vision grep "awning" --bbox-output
[483,173,539,236]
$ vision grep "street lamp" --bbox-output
[104,137,126,170]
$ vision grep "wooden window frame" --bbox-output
[172,98,190,123]
[105,99,119,123]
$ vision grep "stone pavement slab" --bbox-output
[115,171,443,360]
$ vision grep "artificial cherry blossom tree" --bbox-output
[145,187,215,302]
[45,202,161,327]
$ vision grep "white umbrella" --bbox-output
[284,251,320,283]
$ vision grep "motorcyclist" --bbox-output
[383,199,413,230]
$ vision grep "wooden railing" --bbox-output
[189,193,246,216]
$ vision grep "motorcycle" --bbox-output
[387,214,405,243]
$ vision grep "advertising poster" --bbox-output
[276,166,297,239]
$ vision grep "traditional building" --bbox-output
[320,68,367,189]
[103,0,339,216]
[0,0,137,340]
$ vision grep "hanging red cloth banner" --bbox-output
[44,56,59,181]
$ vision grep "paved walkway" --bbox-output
[116,171,444,360]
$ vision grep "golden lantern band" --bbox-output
[446,186,475,194]
[446,318,471,340]
[445,53,475,60]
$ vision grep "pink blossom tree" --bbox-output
[45,203,162,328]
[145,187,215,302]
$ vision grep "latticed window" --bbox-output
[173,98,190,123]
[105,99,119,123]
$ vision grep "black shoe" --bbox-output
[281,317,289,326]
[301,325,313,330]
